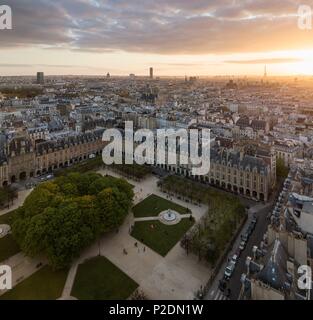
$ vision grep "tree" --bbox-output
[12,173,133,269]
[276,157,289,178]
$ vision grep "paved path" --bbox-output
[0,253,46,297]
[60,260,79,299]
[0,189,33,216]
[134,214,191,222]
[60,169,210,300]
[1,170,211,300]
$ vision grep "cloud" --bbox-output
[225,58,303,64]
[1,0,313,55]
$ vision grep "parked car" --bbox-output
[247,225,254,235]
[251,216,258,224]
[239,240,246,251]
[218,279,227,292]
[241,233,249,242]
[230,254,238,265]
[235,248,241,257]
[224,261,236,279]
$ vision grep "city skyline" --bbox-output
[0,1,313,76]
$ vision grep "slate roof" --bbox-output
[256,240,289,291]
[36,129,104,155]
[210,147,268,174]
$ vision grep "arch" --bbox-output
[227,183,232,190]
[42,168,47,174]
[239,187,244,195]
[215,180,220,186]
[252,191,258,198]
[53,165,58,170]
[246,189,251,197]
[11,175,16,183]
[19,172,27,180]
[260,193,265,201]
[29,172,34,178]
[36,170,41,176]
[233,186,238,193]
[221,182,226,189]
[48,166,53,173]
[2,181,8,187]
[210,178,215,184]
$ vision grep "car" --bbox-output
[247,225,254,235]
[235,248,241,257]
[239,240,246,251]
[230,254,238,265]
[218,279,227,292]
[89,154,96,159]
[250,220,256,229]
[251,216,258,224]
[224,261,236,279]
[241,233,249,242]
[46,174,54,180]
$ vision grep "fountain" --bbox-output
[159,209,181,225]
[163,209,177,222]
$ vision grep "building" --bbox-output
[0,129,107,186]
[0,133,8,186]
[149,67,153,79]
[36,72,44,84]
[274,142,302,167]
[145,142,274,202]
[240,233,311,300]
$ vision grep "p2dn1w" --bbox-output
[153,304,204,315]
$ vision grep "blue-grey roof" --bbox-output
[257,240,289,291]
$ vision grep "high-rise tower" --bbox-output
[37,72,44,84]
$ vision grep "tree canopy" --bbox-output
[12,173,133,269]
[276,157,289,178]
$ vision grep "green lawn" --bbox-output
[0,234,20,262]
[0,266,68,300]
[131,218,194,256]
[71,256,138,300]
[0,209,18,225]
[132,194,190,218]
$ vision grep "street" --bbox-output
[206,183,282,300]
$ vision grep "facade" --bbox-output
[274,143,302,167]
[152,144,275,202]
[0,129,106,186]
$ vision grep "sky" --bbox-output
[0,0,313,76]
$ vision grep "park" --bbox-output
[0,163,246,300]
